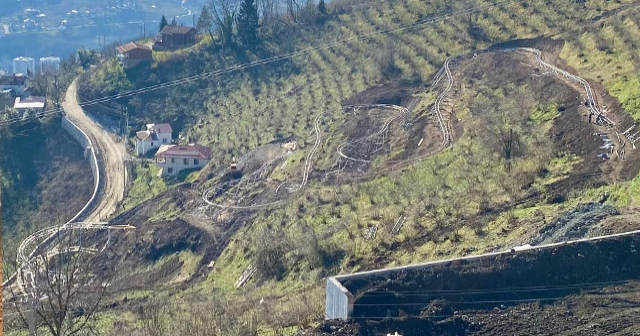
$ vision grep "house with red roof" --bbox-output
[154,143,211,177]
[154,25,198,50]
[116,42,152,68]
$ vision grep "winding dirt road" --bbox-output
[63,79,126,222]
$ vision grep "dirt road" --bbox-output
[63,79,126,222]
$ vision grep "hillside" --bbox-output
[7,0,640,334]
[0,117,93,278]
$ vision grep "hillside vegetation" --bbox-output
[11,0,640,335]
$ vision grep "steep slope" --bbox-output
[19,0,640,334]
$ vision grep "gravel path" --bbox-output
[62,79,126,222]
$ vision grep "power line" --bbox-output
[0,0,517,126]
[357,279,640,296]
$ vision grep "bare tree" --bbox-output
[208,0,238,48]
[7,229,113,336]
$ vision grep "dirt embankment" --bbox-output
[301,234,640,336]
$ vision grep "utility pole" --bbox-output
[123,106,129,138]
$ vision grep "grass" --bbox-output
[54,0,640,333]
[121,161,166,210]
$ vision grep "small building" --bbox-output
[154,25,198,50]
[135,123,173,156]
[14,96,46,119]
[154,143,211,177]
[115,42,152,69]
[0,74,29,96]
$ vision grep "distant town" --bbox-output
[0,0,198,72]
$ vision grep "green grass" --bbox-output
[122,161,166,210]
[75,0,640,333]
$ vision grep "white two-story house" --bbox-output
[154,143,211,177]
[135,123,173,156]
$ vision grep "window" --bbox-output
[151,142,154,146]
[163,138,167,143]
[194,159,199,165]
[184,158,188,165]
[171,158,175,163]
[167,168,173,174]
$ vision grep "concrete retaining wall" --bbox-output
[2,117,102,288]
[325,277,355,320]
[325,230,640,320]
[60,116,100,223]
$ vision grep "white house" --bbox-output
[154,143,211,177]
[0,74,29,96]
[13,96,45,119]
[135,123,173,156]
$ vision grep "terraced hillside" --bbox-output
[10,0,640,335]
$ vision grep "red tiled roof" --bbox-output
[116,42,151,54]
[155,144,211,159]
[146,123,172,134]
[160,25,197,35]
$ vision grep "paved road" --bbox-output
[63,79,126,222]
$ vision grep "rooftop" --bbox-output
[14,96,45,109]
[136,130,158,142]
[155,143,211,159]
[146,123,172,134]
[160,25,197,35]
[0,74,28,86]
[116,42,152,54]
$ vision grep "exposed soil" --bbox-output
[301,234,640,336]
[63,79,127,222]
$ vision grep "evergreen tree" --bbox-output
[171,17,177,25]
[318,0,327,15]
[236,0,259,47]
[159,15,168,32]
[197,5,214,40]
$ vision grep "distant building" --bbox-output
[154,25,198,50]
[13,56,35,75]
[135,123,173,156]
[0,74,29,96]
[13,96,46,119]
[115,42,152,69]
[154,143,211,177]
[40,56,61,74]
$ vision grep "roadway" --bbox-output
[62,78,127,222]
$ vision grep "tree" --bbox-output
[170,16,177,25]
[209,0,237,48]
[318,0,327,15]
[237,0,259,47]
[76,48,97,69]
[197,5,215,41]
[7,228,114,336]
[159,15,168,32]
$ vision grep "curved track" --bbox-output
[9,223,134,298]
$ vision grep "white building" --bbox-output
[13,56,35,75]
[13,96,46,119]
[0,74,29,96]
[135,123,173,156]
[154,143,211,177]
[40,57,61,74]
